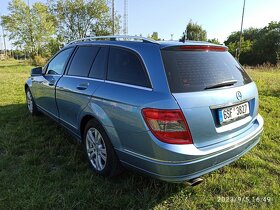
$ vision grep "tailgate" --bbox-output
[172,82,259,148]
[161,44,258,148]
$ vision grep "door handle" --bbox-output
[49,79,56,86]
[76,82,89,90]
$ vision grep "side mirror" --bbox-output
[31,67,43,76]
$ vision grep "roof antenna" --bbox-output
[183,33,186,43]
[180,32,186,43]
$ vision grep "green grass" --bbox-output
[0,60,279,209]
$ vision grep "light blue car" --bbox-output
[25,36,263,184]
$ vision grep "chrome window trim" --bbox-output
[104,80,153,91]
[62,75,105,82]
[74,43,154,89]
[61,75,152,91]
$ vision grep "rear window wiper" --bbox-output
[204,80,238,90]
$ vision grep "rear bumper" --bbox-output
[117,114,264,182]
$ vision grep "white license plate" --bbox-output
[218,102,250,124]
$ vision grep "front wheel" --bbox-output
[83,119,121,177]
[26,88,39,115]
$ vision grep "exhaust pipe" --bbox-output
[186,177,203,186]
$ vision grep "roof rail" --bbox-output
[67,35,158,46]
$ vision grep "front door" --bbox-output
[33,47,74,118]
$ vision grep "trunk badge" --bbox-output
[236,91,242,100]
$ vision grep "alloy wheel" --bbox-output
[26,91,33,113]
[86,128,107,171]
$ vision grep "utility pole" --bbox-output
[237,0,246,61]
[112,0,115,35]
[1,26,7,56]
[27,0,31,58]
[0,13,7,57]
[123,0,128,35]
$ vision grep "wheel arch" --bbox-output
[24,83,29,92]
[80,115,95,138]
[79,110,122,149]
[24,78,33,93]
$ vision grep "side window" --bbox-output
[89,47,108,79]
[107,47,151,87]
[46,48,73,75]
[68,46,99,77]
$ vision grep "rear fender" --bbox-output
[79,100,122,149]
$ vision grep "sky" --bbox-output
[1,0,280,49]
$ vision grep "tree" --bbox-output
[180,20,207,41]
[207,38,221,45]
[224,22,280,65]
[48,0,121,43]
[253,21,280,65]
[227,37,254,64]
[148,32,161,41]
[1,0,56,58]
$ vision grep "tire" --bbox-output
[25,88,39,116]
[83,119,121,177]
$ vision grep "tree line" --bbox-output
[1,0,279,66]
[225,21,280,65]
[179,20,280,66]
[1,0,121,61]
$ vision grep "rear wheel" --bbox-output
[83,119,121,177]
[26,88,39,115]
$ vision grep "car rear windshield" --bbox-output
[161,48,252,93]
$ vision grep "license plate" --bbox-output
[218,102,250,124]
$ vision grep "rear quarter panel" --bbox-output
[79,43,179,156]
[82,82,179,157]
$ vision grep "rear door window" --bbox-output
[107,47,151,88]
[68,46,99,77]
[161,49,252,93]
[89,47,108,80]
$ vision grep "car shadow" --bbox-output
[0,103,192,209]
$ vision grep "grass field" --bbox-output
[0,60,279,209]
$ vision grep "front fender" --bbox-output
[25,78,32,90]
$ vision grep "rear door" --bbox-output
[92,46,154,151]
[161,45,259,148]
[56,45,108,132]
[33,47,74,118]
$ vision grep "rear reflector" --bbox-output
[179,45,227,52]
[142,108,193,144]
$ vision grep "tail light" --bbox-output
[142,108,193,144]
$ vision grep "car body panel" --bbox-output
[89,81,179,153]
[172,82,259,148]
[31,74,62,118]
[116,114,263,182]
[25,38,264,182]
[56,75,103,131]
